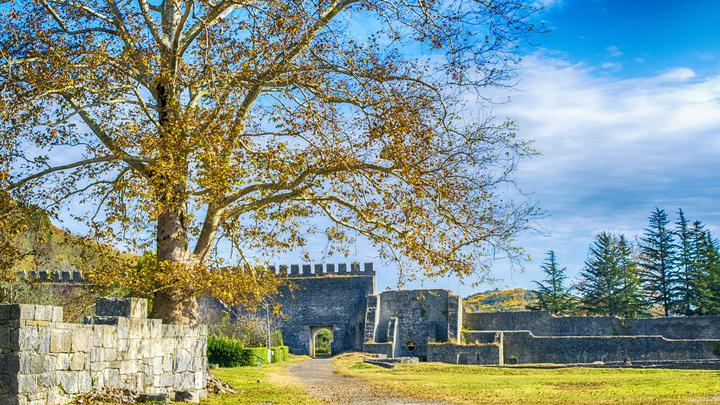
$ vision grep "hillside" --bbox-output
[463,288,537,313]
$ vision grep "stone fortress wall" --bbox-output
[429,310,720,366]
[273,267,720,367]
[363,289,461,359]
[271,262,376,356]
[464,310,720,339]
[0,297,207,405]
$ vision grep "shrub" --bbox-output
[207,335,253,367]
[207,334,289,367]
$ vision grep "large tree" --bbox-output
[674,208,694,315]
[639,208,678,317]
[0,0,541,322]
[577,232,646,317]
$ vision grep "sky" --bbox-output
[353,0,720,295]
[39,1,720,297]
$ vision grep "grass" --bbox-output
[333,353,720,404]
[204,356,322,405]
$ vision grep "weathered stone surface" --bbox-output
[1,297,208,404]
[95,297,148,319]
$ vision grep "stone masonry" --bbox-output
[0,297,207,405]
[272,262,375,356]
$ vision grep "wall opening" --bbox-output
[310,326,334,358]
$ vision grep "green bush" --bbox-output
[207,335,253,367]
[207,334,289,367]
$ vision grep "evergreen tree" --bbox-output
[674,209,695,315]
[616,235,649,317]
[690,224,720,315]
[532,251,576,314]
[639,208,678,317]
[577,233,647,317]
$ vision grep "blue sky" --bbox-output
[352,0,720,295]
[43,1,720,297]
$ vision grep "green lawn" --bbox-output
[333,354,720,404]
[205,356,322,405]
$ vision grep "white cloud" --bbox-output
[601,62,622,71]
[462,52,720,287]
[606,45,623,57]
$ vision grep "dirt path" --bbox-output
[285,358,448,405]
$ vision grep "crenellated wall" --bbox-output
[0,297,207,405]
[272,262,376,356]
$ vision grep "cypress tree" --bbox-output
[532,251,576,314]
[639,208,678,317]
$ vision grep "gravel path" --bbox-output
[285,358,448,405]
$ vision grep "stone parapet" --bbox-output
[269,262,375,277]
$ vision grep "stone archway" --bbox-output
[310,326,334,358]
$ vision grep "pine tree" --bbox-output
[639,208,678,317]
[578,233,648,317]
[578,232,625,316]
[532,251,576,314]
[691,224,720,315]
[674,209,695,315]
[615,235,649,317]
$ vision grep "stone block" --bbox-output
[54,353,70,370]
[33,305,54,322]
[0,327,19,351]
[57,371,78,394]
[95,297,148,319]
[128,319,144,339]
[0,395,19,405]
[16,374,37,394]
[77,371,92,393]
[147,319,162,339]
[71,328,92,352]
[69,352,86,371]
[104,368,120,388]
[155,373,174,388]
[0,354,19,374]
[18,353,44,374]
[12,305,35,321]
[50,330,72,353]
[175,390,201,403]
[104,347,117,362]
[174,349,191,372]
[18,327,39,351]
[0,305,13,321]
[38,371,54,388]
[119,359,138,374]
[193,371,205,389]
[0,373,14,395]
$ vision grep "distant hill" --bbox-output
[3,202,129,275]
[464,288,538,312]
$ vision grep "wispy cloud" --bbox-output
[606,45,623,57]
[468,52,720,288]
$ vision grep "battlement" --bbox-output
[15,269,87,284]
[269,262,375,277]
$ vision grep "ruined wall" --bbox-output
[427,343,500,365]
[463,311,720,339]
[501,331,720,364]
[369,290,460,358]
[272,263,375,356]
[0,298,207,405]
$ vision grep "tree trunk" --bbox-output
[150,208,199,324]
